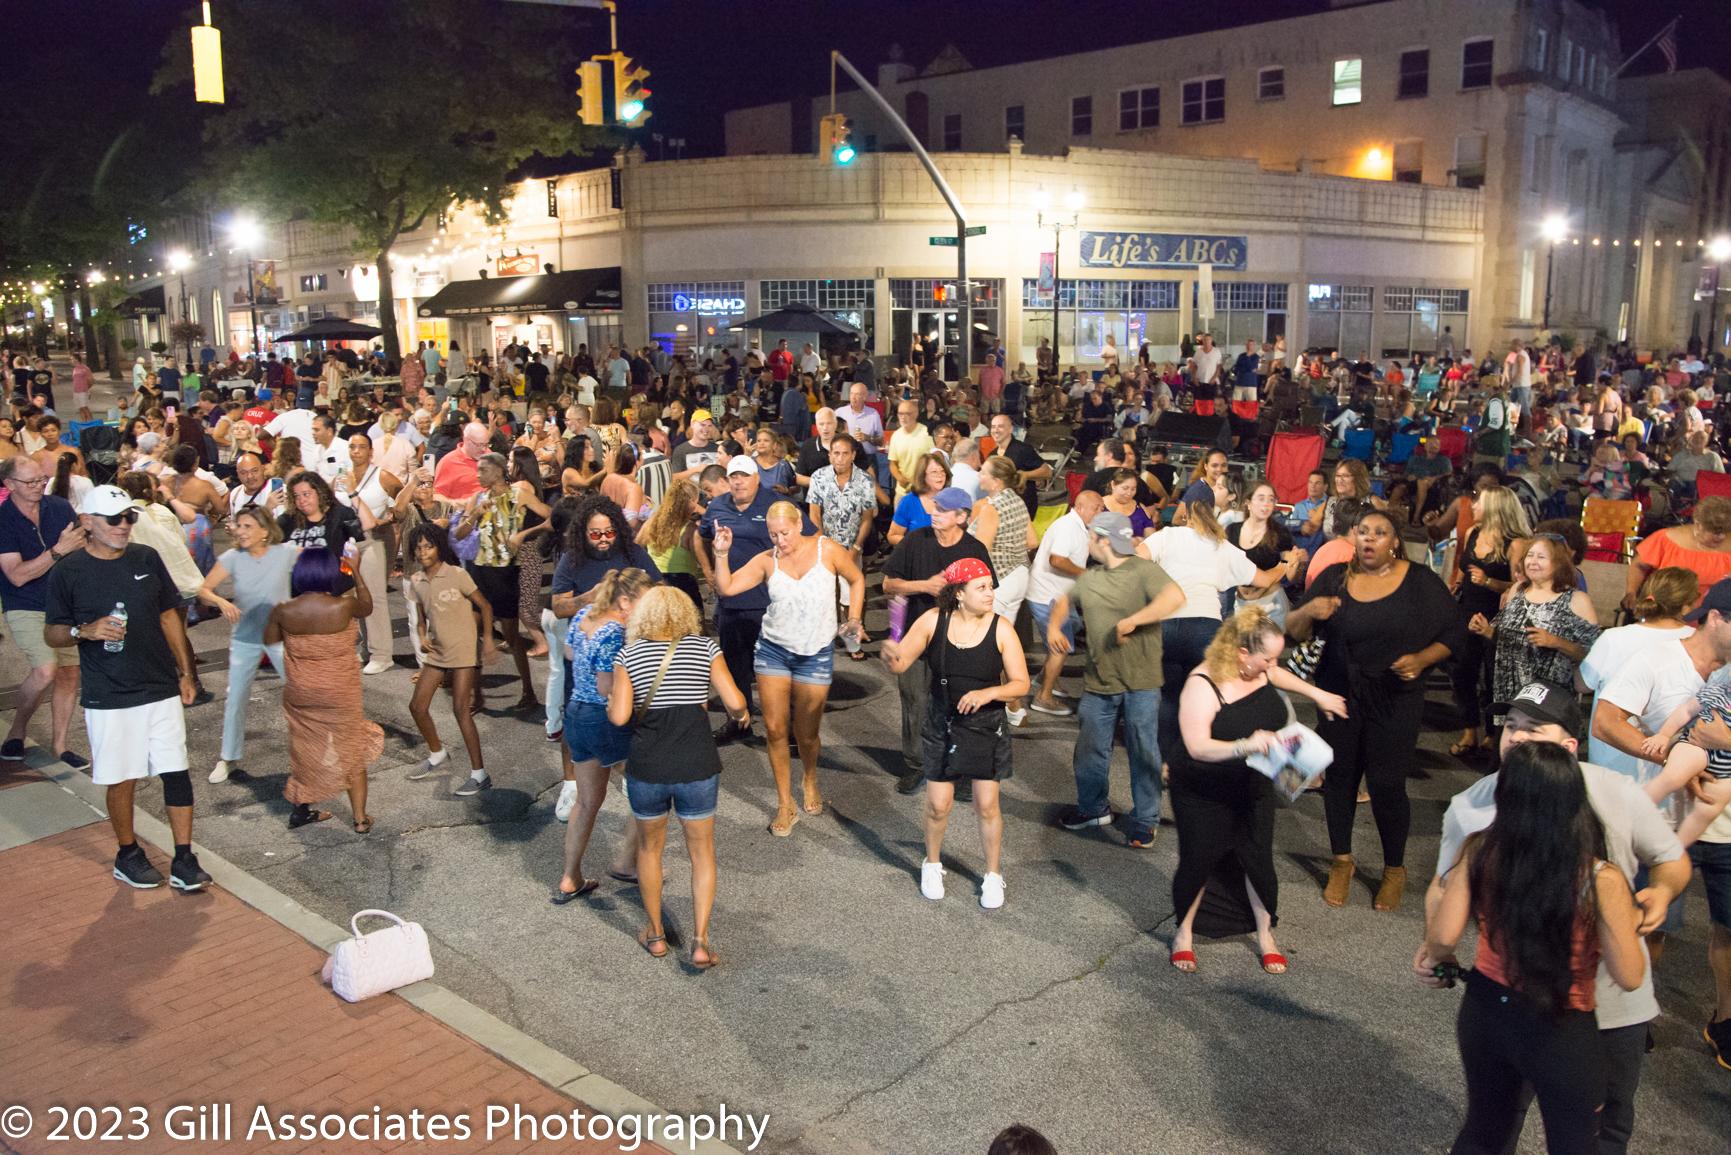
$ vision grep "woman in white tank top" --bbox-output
[712,501,867,836]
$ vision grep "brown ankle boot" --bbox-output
[1323,856,1354,906]
[1375,866,1408,911]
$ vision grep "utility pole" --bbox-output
[829,51,971,380]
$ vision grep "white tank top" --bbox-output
[761,538,838,656]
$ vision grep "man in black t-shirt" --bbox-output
[1082,437,1157,506]
[44,485,209,892]
[986,413,1052,517]
[882,487,994,794]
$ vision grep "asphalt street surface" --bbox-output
[15,366,1728,1154]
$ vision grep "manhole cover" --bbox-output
[823,668,882,708]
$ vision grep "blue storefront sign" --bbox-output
[1078,232,1248,271]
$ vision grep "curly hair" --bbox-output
[566,492,631,560]
[1204,607,1284,683]
[627,584,701,642]
[284,470,336,527]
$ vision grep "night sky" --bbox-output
[11,0,1727,160]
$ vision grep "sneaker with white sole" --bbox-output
[452,773,492,798]
[919,860,946,901]
[555,780,577,822]
[113,845,163,889]
[980,872,1005,910]
[1005,707,1027,728]
[362,658,395,676]
[1029,699,1074,717]
[169,853,213,893]
[208,760,232,784]
[406,756,448,781]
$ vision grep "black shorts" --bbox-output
[466,562,520,620]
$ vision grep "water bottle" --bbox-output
[104,602,127,654]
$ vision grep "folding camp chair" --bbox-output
[1581,496,1642,563]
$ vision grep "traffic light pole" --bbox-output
[829,51,970,381]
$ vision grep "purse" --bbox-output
[933,608,1006,779]
[320,909,435,1003]
[635,639,681,725]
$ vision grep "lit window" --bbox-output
[1333,58,1362,106]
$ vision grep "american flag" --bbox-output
[1657,18,1680,72]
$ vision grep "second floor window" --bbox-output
[1118,86,1159,130]
[298,274,327,293]
[1462,38,1494,89]
[942,113,961,150]
[1333,58,1362,105]
[1258,66,1285,100]
[1398,49,1429,99]
[1005,104,1024,142]
[1071,95,1093,136]
[1181,76,1225,125]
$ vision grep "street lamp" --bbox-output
[1034,186,1084,376]
[228,215,262,356]
[1540,213,1568,331]
[167,250,193,363]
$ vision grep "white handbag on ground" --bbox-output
[321,909,435,1003]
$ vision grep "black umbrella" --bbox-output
[732,301,861,336]
[275,316,383,342]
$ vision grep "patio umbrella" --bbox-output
[275,317,383,342]
[732,301,861,336]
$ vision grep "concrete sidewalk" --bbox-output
[0,758,748,1155]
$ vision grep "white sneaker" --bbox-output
[362,658,395,676]
[555,780,577,822]
[208,760,231,784]
[1005,707,1027,728]
[980,872,1006,910]
[919,860,946,901]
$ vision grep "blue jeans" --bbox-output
[1073,688,1162,836]
[221,638,285,762]
[1160,617,1221,758]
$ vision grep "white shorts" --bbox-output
[993,564,1030,625]
[87,697,189,786]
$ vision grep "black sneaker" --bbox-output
[713,719,751,745]
[1057,806,1113,830]
[169,854,212,892]
[113,846,164,889]
[57,750,90,770]
[895,768,925,794]
[0,738,24,761]
[1707,1018,1731,1071]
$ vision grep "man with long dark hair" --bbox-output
[1417,681,1691,1154]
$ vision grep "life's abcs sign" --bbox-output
[1078,232,1248,271]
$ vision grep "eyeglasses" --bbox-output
[99,510,140,526]
[586,527,617,541]
[11,477,47,487]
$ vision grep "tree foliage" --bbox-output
[155,0,613,359]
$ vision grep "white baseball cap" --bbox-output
[81,485,133,517]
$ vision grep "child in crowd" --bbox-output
[1640,683,1731,846]
[1582,438,1633,500]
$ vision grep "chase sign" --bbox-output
[1078,232,1248,271]
[672,293,746,314]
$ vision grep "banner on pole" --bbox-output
[1038,252,1056,295]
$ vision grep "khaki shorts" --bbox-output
[4,610,79,669]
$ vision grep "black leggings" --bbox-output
[1449,629,1492,734]
[1450,972,1605,1155]
[1317,691,1422,866]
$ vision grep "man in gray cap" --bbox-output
[1046,511,1182,848]
[882,486,994,794]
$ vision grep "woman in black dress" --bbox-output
[1287,508,1464,911]
[1169,608,1347,974]
[1448,485,1527,757]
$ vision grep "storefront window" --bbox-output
[890,278,1002,366]
[1381,286,1469,358]
[1021,278,1180,361]
[648,280,748,360]
[1194,281,1288,349]
[1306,284,1374,357]
[759,279,875,353]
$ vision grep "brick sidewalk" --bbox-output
[1,824,670,1154]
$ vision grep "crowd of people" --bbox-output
[4,321,1730,1154]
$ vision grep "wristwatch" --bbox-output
[69,625,81,640]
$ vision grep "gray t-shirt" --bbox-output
[219,543,300,644]
[1435,759,1684,1031]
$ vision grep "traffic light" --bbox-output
[821,113,855,165]
[575,59,604,127]
[613,52,651,127]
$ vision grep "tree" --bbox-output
[155,0,614,361]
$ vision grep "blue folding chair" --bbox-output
[1343,427,1376,462]
[1389,431,1421,465]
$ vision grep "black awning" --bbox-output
[117,285,167,317]
[417,268,621,317]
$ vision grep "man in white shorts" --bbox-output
[44,485,209,892]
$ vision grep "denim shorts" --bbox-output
[753,636,834,686]
[564,700,630,766]
[626,774,720,822]
[1030,599,1079,650]
[1689,838,1731,930]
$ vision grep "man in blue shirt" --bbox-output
[0,456,86,764]
[1288,469,1329,555]
[697,458,814,742]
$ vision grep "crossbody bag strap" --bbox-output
[634,640,681,726]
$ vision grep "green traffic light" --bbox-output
[834,143,856,165]
[620,99,645,121]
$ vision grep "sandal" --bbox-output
[769,808,801,837]
[607,868,639,884]
[550,878,599,906]
[637,926,669,958]
[1170,949,1198,974]
[289,808,333,829]
[1374,866,1408,912]
[691,939,720,970]
[353,816,374,834]
[1261,952,1289,975]
[846,649,868,662]
[801,783,825,815]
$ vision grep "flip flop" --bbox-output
[288,809,333,829]
[1261,952,1289,975]
[607,869,639,884]
[550,879,599,906]
[637,926,669,958]
[1170,949,1198,974]
[801,797,825,816]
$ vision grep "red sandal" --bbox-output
[1170,949,1198,974]
[1261,952,1288,975]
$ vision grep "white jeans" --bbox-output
[992,564,1030,624]
[221,639,285,762]
[544,608,568,735]
[356,538,393,663]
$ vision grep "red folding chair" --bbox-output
[1265,431,1324,504]
[1697,471,1731,501]
[1437,426,1469,470]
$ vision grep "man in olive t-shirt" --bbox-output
[1047,511,1184,847]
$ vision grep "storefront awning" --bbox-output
[117,285,167,317]
[417,268,621,318]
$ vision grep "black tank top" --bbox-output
[928,609,1005,710]
[1172,674,1288,804]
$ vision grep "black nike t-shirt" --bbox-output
[45,544,181,709]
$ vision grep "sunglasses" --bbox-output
[586,527,617,540]
[99,510,140,526]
